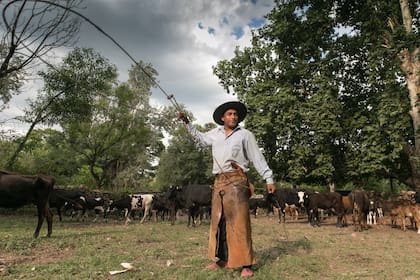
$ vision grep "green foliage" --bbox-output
[154,123,213,189]
[67,165,98,187]
[0,44,24,110]
[0,134,16,168]
[64,86,152,188]
[12,129,80,181]
[3,48,119,170]
[1,52,166,190]
[213,0,416,189]
[31,48,118,125]
[60,62,165,189]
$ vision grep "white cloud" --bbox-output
[1,0,275,129]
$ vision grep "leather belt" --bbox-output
[216,171,239,178]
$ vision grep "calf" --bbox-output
[249,195,268,218]
[266,188,304,223]
[151,194,172,221]
[163,186,183,225]
[390,203,420,233]
[76,196,106,222]
[306,192,345,227]
[165,184,212,226]
[106,195,142,225]
[49,188,86,222]
[284,203,299,220]
[367,200,377,225]
[183,184,212,227]
[0,171,55,238]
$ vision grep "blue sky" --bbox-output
[199,13,268,39]
[1,0,275,130]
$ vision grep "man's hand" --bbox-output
[266,183,276,194]
[178,112,189,124]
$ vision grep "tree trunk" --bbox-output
[399,0,420,188]
[5,88,64,169]
[329,182,335,192]
[6,121,37,170]
[389,177,394,193]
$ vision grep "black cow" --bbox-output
[49,188,86,222]
[299,189,317,222]
[83,197,106,222]
[0,171,55,238]
[105,195,142,225]
[415,191,420,204]
[165,184,212,226]
[68,195,106,222]
[349,189,370,231]
[266,188,306,223]
[151,194,172,221]
[306,192,345,227]
[249,196,269,218]
[164,186,184,225]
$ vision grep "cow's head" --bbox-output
[105,199,115,214]
[164,185,181,200]
[297,191,305,207]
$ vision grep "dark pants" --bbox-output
[216,215,228,261]
[216,213,252,269]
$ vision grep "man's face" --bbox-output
[221,109,239,129]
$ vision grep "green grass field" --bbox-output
[1,212,419,280]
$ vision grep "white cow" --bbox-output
[132,194,155,223]
[107,195,142,225]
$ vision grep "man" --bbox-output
[178,101,276,278]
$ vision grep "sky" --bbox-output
[1,0,276,130]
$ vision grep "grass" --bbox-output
[1,212,420,280]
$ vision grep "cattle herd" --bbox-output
[1,170,420,238]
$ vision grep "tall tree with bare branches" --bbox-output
[0,0,82,108]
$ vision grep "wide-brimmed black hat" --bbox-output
[213,101,247,125]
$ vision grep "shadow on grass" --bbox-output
[254,238,312,270]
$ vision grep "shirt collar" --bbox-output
[217,125,242,135]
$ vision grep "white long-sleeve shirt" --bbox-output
[186,123,274,184]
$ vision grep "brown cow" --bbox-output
[349,190,370,232]
[390,203,420,233]
[341,195,352,226]
[306,192,345,227]
[284,203,299,220]
[0,171,55,238]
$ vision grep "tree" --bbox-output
[9,128,80,182]
[5,47,117,169]
[155,121,213,189]
[391,0,420,186]
[0,0,82,108]
[64,63,163,189]
[214,0,417,189]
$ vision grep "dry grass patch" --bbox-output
[1,213,419,279]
